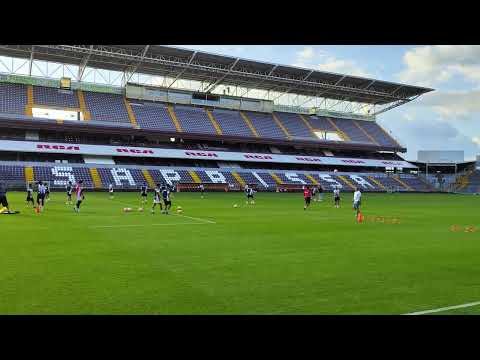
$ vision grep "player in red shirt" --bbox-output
[303,186,312,210]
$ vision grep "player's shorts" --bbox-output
[247,194,253,199]
[141,192,147,197]
[163,200,171,207]
[334,196,340,202]
[37,194,45,203]
[26,194,33,201]
[353,200,361,210]
[304,197,311,205]
[0,195,8,207]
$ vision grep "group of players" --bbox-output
[302,184,363,222]
[25,180,85,213]
[20,179,362,221]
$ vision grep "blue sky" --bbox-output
[183,45,480,162]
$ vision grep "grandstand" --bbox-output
[0,45,435,192]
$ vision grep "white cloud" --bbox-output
[292,47,371,78]
[398,45,480,87]
[413,90,480,119]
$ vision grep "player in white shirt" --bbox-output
[151,184,163,214]
[353,187,362,220]
[74,180,85,213]
[36,181,47,212]
[109,183,114,199]
[333,186,341,208]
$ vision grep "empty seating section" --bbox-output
[130,102,177,132]
[245,111,287,140]
[462,171,480,193]
[33,86,79,108]
[213,108,254,137]
[32,166,94,188]
[331,118,372,143]
[97,168,146,189]
[0,165,24,181]
[0,83,27,114]
[307,116,336,132]
[359,121,398,147]
[83,91,130,123]
[174,105,216,134]
[274,112,314,139]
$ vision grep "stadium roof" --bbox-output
[0,45,433,107]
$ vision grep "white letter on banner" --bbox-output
[318,174,343,189]
[252,172,269,188]
[284,172,306,184]
[110,168,136,186]
[349,175,374,189]
[205,170,226,183]
[160,169,181,185]
[51,166,76,186]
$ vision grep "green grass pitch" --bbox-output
[1,190,479,314]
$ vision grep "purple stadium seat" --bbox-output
[0,83,28,115]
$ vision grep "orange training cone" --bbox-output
[357,212,364,223]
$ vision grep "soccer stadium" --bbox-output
[0,45,479,315]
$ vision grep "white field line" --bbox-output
[171,213,216,224]
[90,222,209,229]
[404,301,480,315]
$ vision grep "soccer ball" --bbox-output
[177,209,183,214]
[138,207,144,212]
[177,206,182,210]
[123,207,132,212]
[233,204,238,208]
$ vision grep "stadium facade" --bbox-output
[0,45,475,194]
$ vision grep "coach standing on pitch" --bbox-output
[0,181,10,213]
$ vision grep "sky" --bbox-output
[183,45,480,162]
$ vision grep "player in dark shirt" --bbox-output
[245,185,255,205]
[25,184,34,207]
[140,184,148,204]
[66,181,73,205]
[0,182,10,213]
[162,187,172,214]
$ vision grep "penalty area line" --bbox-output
[404,301,480,315]
[171,213,217,224]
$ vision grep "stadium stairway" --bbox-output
[25,85,34,116]
[77,90,91,121]
[298,114,317,138]
[272,113,292,140]
[142,169,156,188]
[24,166,34,183]
[188,170,202,183]
[124,99,139,128]
[391,176,413,191]
[326,118,351,141]
[167,104,183,132]
[270,172,284,185]
[239,111,259,138]
[205,108,223,135]
[89,168,103,188]
[337,175,356,190]
[354,121,379,145]
[305,174,319,185]
[368,176,386,191]
[231,171,246,187]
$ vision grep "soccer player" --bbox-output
[0,181,10,213]
[36,181,47,212]
[108,183,114,199]
[45,184,50,202]
[151,184,163,214]
[303,186,312,210]
[333,186,341,208]
[162,186,172,214]
[199,184,205,199]
[26,183,34,207]
[353,187,362,221]
[311,186,317,202]
[245,185,255,205]
[74,180,85,213]
[140,184,148,204]
[318,185,324,202]
[66,181,73,205]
